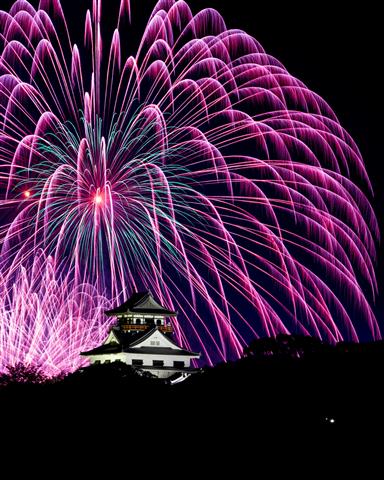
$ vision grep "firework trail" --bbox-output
[0,250,111,375]
[0,0,380,371]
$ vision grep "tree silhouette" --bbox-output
[0,363,48,385]
[244,334,327,359]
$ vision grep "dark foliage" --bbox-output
[0,363,50,385]
[243,334,331,358]
[1,336,384,440]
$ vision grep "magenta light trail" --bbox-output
[0,0,380,373]
[0,250,112,375]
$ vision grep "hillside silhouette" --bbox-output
[1,335,384,436]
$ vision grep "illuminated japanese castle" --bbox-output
[81,291,200,380]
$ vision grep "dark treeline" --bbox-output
[1,335,384,436]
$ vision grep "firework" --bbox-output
[0,0,380,370]
[0,250,111,375]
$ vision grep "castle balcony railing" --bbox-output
[120,324,173,333]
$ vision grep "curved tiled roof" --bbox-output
[81,327,200,358]
[105,291,177,316]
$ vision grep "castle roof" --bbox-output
[81,327,200,358]
[105,291,177,317]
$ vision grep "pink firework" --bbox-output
[0,250,111,375]
[0,0,380,370]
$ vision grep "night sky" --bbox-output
[124,0,384,330]
[199,0,384,325]
[1,0,382,334]
[137,0,383,331]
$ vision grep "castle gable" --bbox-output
[104,329,120,345]
[129,328,181,350]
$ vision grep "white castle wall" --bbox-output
[89,352,191,368]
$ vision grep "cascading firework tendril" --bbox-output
[0,250,112,375]
[0,0,380,373]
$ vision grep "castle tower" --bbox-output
[105,290,177,334]
[81,291,200,380]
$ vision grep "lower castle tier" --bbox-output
[81,291,200,380]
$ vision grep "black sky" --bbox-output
[171,1,383,326]
[220,0,383,302]
[194,0,384,325]
[121,0,384,325]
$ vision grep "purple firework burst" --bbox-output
[0,0,380,371]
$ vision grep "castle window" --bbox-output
[132,359,143,366]
[105,360,111,364]
[94,360,101,365]
[174,361,184,368]
[136,318,141,325]
[153,360,164,367]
